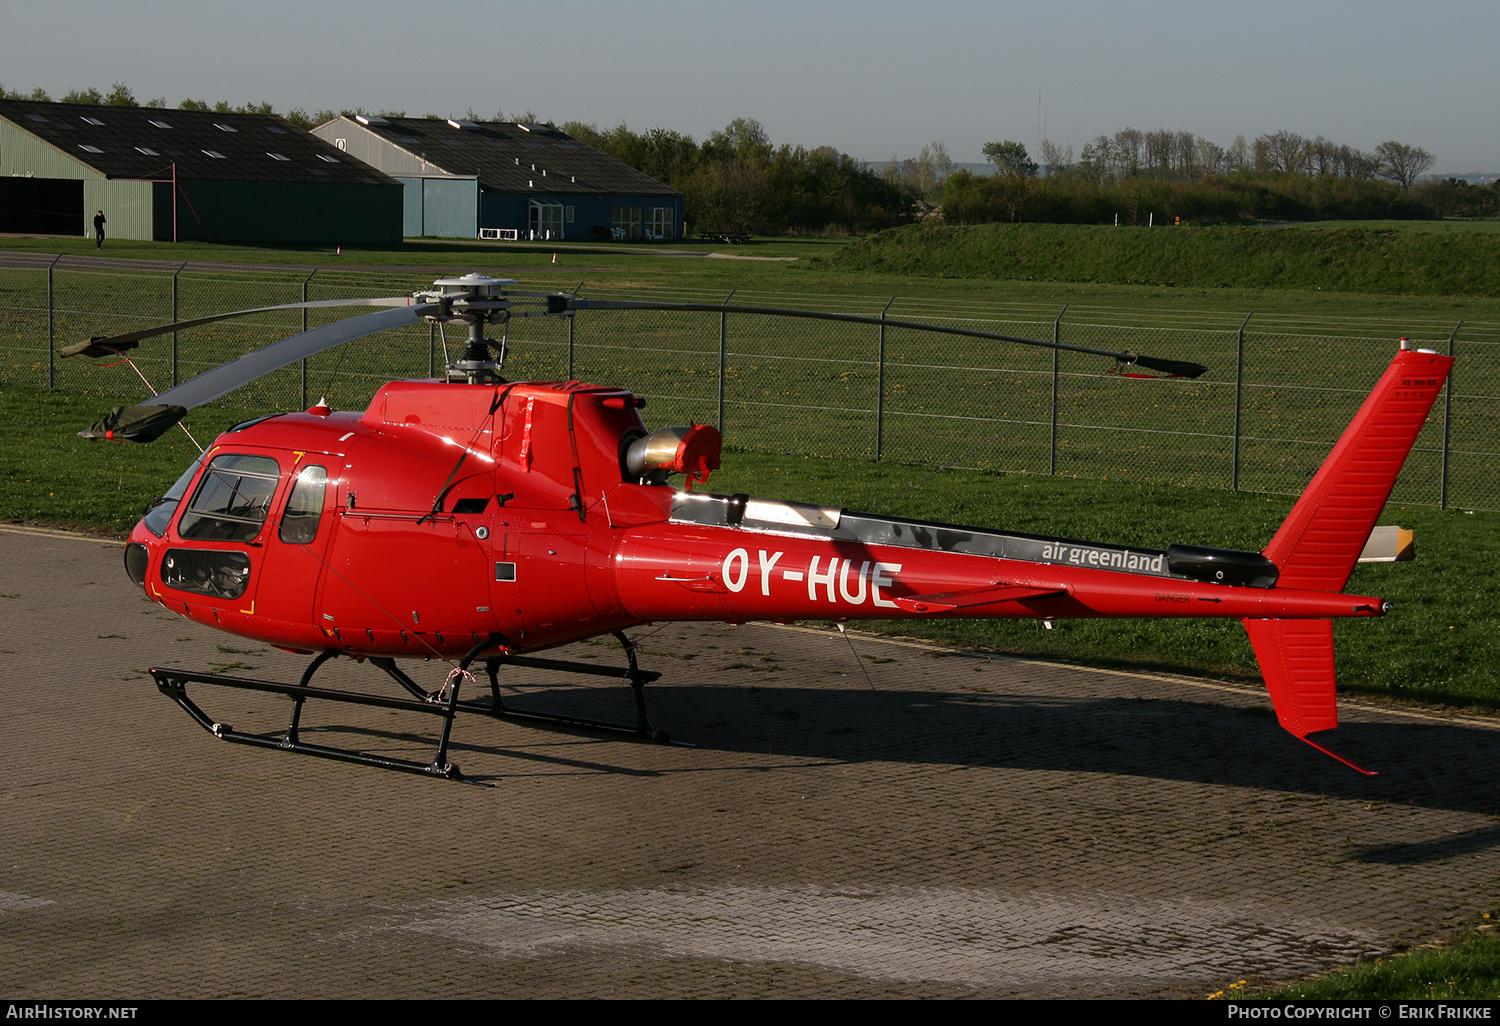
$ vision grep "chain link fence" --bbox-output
[3,252,1496,510]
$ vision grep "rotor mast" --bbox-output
[420,274,519,384]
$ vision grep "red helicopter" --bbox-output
[70,274,1452,780]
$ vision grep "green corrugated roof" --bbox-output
[0,99,397,186]
[337,115,679,196]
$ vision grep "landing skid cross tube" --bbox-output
[149,631,683,781]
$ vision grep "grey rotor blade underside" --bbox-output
[151,304,437,410]
[71,296,417,352]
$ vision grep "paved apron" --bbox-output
[2,525,1496,999]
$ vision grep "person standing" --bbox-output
[93,210,106,249]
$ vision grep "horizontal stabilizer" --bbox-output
[895,583,1065,613]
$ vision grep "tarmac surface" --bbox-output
[3,523,1499,999]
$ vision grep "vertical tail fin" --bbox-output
[1246,344,1452,772]
[1262,346,1452,592]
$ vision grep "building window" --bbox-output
[648,207,673,240]
[564,206,574,223]
[612,206,642,240]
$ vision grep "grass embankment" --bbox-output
[5,382,1497,711]
[829,222,1500,297]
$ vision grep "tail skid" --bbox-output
[1246,344,1452,771]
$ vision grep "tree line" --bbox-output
[943,129,1498,224]
[4,82,1493,228]
[558,117,914,235]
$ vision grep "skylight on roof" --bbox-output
[81,116,105,126]
[267,152,289,161]
[317,154,339,163]
[149,120,172,129]
[27,113,48,122]
[78,144,104,153]
[202,149,226,158]
[266,125,287,134]
[213,123,237,133]
[135,146,158,156]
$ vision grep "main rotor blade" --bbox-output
[150,304,436,411]
[62,296,418,357]
[553,297,1209,378]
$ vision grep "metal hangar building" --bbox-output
[0,99,402,244]
[312,115,683,241]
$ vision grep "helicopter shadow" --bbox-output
[475,663,1500,827]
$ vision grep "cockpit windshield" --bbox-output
[176,454,281,541]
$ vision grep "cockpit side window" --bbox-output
[177,453,281,542]
[141,452,207,538]
[279,465,327,544]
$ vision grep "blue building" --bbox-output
[313,115,682,241]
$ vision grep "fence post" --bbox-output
[1441,320,1462,509]
[567,280,582,381]
[300,267,316,408]
[1232,312,1252,491]
[171,261,186,387]
[718,289,735,432]
[46,254,60,389]
[876,297,894,460]
[1050,305,1067,475]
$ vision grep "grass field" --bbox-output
[5,251,1498,511]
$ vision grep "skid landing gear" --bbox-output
[150,631,684,781]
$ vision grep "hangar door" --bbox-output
[0,178,83,235]
[397,176,477,238]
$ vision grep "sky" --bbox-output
[6,0,1496,173]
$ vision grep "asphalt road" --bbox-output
[3,523,1498,999]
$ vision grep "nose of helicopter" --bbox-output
[124,523,155,590]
